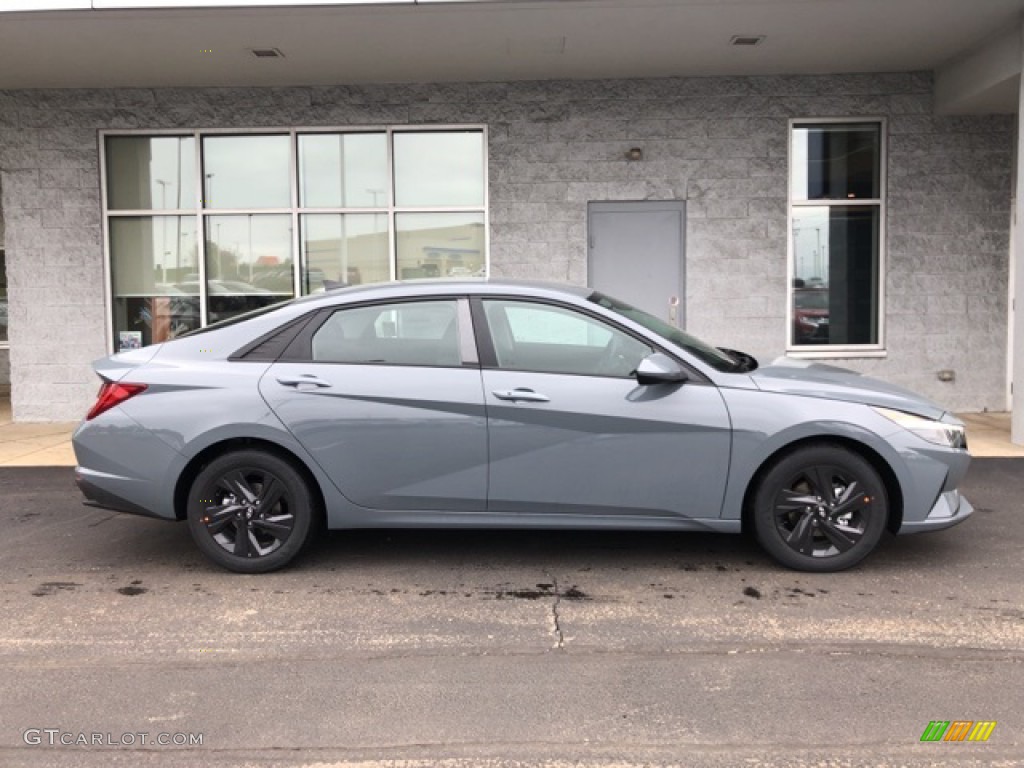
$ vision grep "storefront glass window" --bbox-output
[104,128,487,350]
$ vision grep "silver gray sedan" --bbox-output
[73,280,973,573]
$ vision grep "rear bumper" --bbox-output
[898,489,974,534]
[75,466,176,520]
[72,408,183,521]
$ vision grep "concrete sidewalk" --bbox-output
[0,398,1021,466]
[0,400,78,467]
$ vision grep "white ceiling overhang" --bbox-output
[0,0,1022,113]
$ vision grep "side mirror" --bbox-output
[635,353,688,386]
[717,347,759,372]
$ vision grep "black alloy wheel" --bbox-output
[753,444,888,572]
[186,450,318,573]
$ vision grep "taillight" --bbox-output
[86,381,148,421]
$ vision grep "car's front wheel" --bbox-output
[752,444,889,572]
[186,450,318,573]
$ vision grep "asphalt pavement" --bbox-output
[0,460,1021,767]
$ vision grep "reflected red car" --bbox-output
[794,289,829,344]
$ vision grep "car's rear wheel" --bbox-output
[186,450,317,573]
[752,444,888,572]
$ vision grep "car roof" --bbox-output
[293,278,594,308]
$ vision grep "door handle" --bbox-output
[276,374,332,388]
[492,388,550,403]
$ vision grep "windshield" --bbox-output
[588,292,744,373]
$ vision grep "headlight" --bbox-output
[872,406,967,449]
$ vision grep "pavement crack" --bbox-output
[551,576,564,650]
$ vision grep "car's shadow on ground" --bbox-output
[112,521,980,577]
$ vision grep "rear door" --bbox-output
[260,297,489,511]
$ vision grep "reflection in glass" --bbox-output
[301,214,389,293]
[202,135,291,210]
[106,136,195,211]
[312,300,460,365]
[396,212,485,280]
[204,215,293,324]
[109,216,199,346]
[299,133,388,209]
[792,206,879,346]
[393,132,485,207]
[791,123,880,201]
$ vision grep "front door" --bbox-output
[477,297,731,520]
[588,201,685,326]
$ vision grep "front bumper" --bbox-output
[898,489,974,533]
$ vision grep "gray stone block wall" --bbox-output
[0,72,1013,419]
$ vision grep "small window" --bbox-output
[789,120,884,351]
[483,300,650,377]
[312,300,461,367]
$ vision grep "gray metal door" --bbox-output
[588,201,685,326]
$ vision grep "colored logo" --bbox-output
[920,720,996,742]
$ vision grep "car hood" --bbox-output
[750,358,947,421]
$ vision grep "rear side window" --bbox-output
[311,300,462,367]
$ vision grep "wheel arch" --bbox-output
[740,435,904,536]
[173,437,327,525]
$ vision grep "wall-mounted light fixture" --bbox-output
[626,147,643,161]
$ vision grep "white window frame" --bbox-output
[786,117,886,359]
[99,124,489,354]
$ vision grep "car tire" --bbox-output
[752,444,888,572]
[186,450,319,574]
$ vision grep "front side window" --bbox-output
[789,121,884,350]
[102,128,487,351]
[312,300,461,367]
[483,300,650,377]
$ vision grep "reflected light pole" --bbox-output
[156,179,169,283]
[247,214,254,284]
